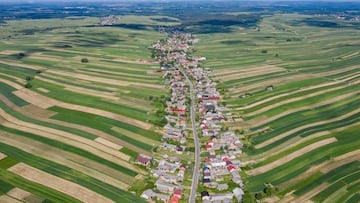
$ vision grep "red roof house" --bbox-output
[227,165,236,172]
[173,189,182,198]
[204,158,211,163]
[136,155,151,166]
[169,196,180,203]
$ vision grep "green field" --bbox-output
[195,13,360,202]
[0,15,170,202]
[0,3,359,202]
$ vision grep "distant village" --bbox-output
[100,15,118,26]
[137,32,245,203]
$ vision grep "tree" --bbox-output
[24,83,32,89]
[17,52,26,59]
[81,58,89,63]
[255,192,263,199]
[263,187,272,195]
[25,76,32,81]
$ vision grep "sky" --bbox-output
[0,0,358,2]
[1,0,360,2]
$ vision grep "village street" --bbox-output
[141,32,244,203]
[180,67,200,203]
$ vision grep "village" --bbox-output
[139,32,245,203]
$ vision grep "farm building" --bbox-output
[136,155,151,166]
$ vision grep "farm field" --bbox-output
[0,1,359,202]
[195,13,360,202]
[0,15,174,202]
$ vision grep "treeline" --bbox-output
[177,13,262,34]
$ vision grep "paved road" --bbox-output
[181,68,200,203]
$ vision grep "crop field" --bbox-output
[0,15,174,202]
[195,13,360,202]
[1,2,359,202]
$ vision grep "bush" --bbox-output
[81,58,89,63]
[24,83,32,88]
[17,52,26,59]
[255,192,263,199]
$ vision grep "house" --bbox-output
[266,85,274,91]
[141,189,170,202]
[180,136,187,144]
[208,182,218,189]
[210,193,233,202]
[177,170,185,180]
[169,156,181,164]
[231,159,242,167]
[212,168,229,176]
[197,56,207,61]
[179,164,186,171]
[211,160,226,168]
[227,164,236,172]
[161,173,179,184]
[176,145,185,154]
[204,172,211,178]
[140,189,153,200]
[155,179,176,194]
[215,176,224,182]
[160,142,177,151]
[173,189,182,198]
[221,199,233,203]
[222,157,230,162]
[231,171,243,187]
[158,159,179,173]
[205,140,214,150]
[136,155,151,166]
[217,183,229,191]
[203,178,211,184]
[201,191,210,201]
[233,187,244,202]
[203,166,211,173]
[169,196,180,203]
